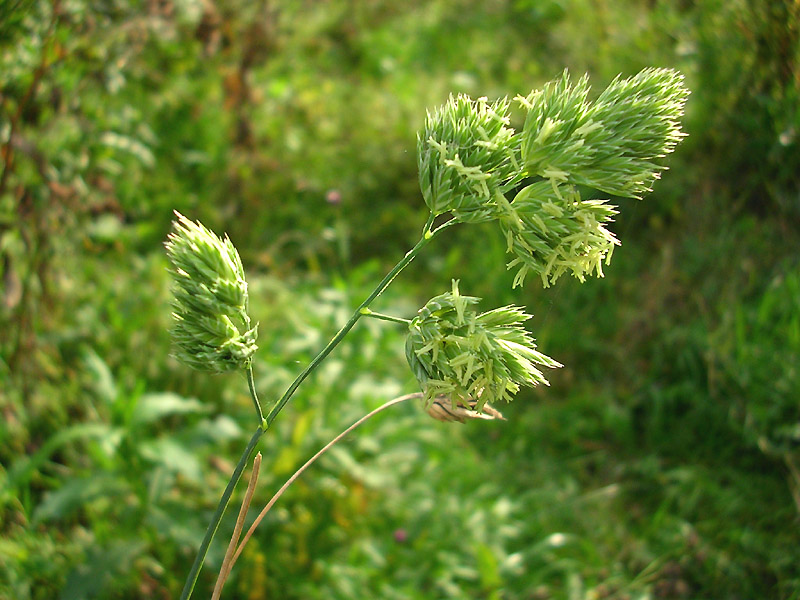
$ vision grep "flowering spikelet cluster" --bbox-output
[418,95,521,223]
[418,68,688,288]
[165,212,257,373]
[506,68,687,287]
[517,68,689,198]
[405,281,561,411]
[498,181,620,288]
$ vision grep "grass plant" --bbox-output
[167,68,688,598]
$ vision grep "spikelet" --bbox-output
[504,68,689,287]
[418,95,522,223]
[165,212,257,373]
[406,280,561,411]
[518,68,689,198]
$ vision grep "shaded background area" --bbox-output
[1,0,799,598]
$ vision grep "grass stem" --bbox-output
[178,427,264,600]
[230,393,421,570]
[211,452,262,600]
[178,214,448,599]
[264,213,439,428]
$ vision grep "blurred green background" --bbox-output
[1,1,799,598]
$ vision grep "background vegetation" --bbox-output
[1,0,799,598]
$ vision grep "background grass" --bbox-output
[1,0,799,598]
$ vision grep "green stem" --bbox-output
[359,308,411,325]
[179,213,455,599]
[179,427,264,600]
[228,393,422,573]
[265,213,446,427]
[246,363,265,428]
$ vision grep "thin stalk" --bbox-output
[179,427,264,600]
[180,213,456,600]
[211,452,262,600]
[230,392,422,571]
[359,308,411,325]
[246,363,265,428]
[264,214,445,428]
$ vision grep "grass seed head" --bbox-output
[518,68,689,199]
[165,212,257,373]
[418,95,522,223]
[405,280,561,412]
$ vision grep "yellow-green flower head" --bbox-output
[500,181,620,288]
[503,68,688,287]
[418,95,522,223]
[165,212,257,373]
[518,68,689,198]
[405,281,561,411]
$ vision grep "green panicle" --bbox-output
[500,181,620,288]
[165,212,257,374]
[418,95,522,223]
[405,281,561,410]
[518,67,689,199]
[505,68,688,287]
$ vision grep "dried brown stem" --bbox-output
[227,392,422,575]
[211,452,262,600]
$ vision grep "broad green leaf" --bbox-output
[138,438,203,483]
[130,392,209,426]
[33,474,130,524]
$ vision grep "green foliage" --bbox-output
[710,259,800,501]
[683,0,800,214]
